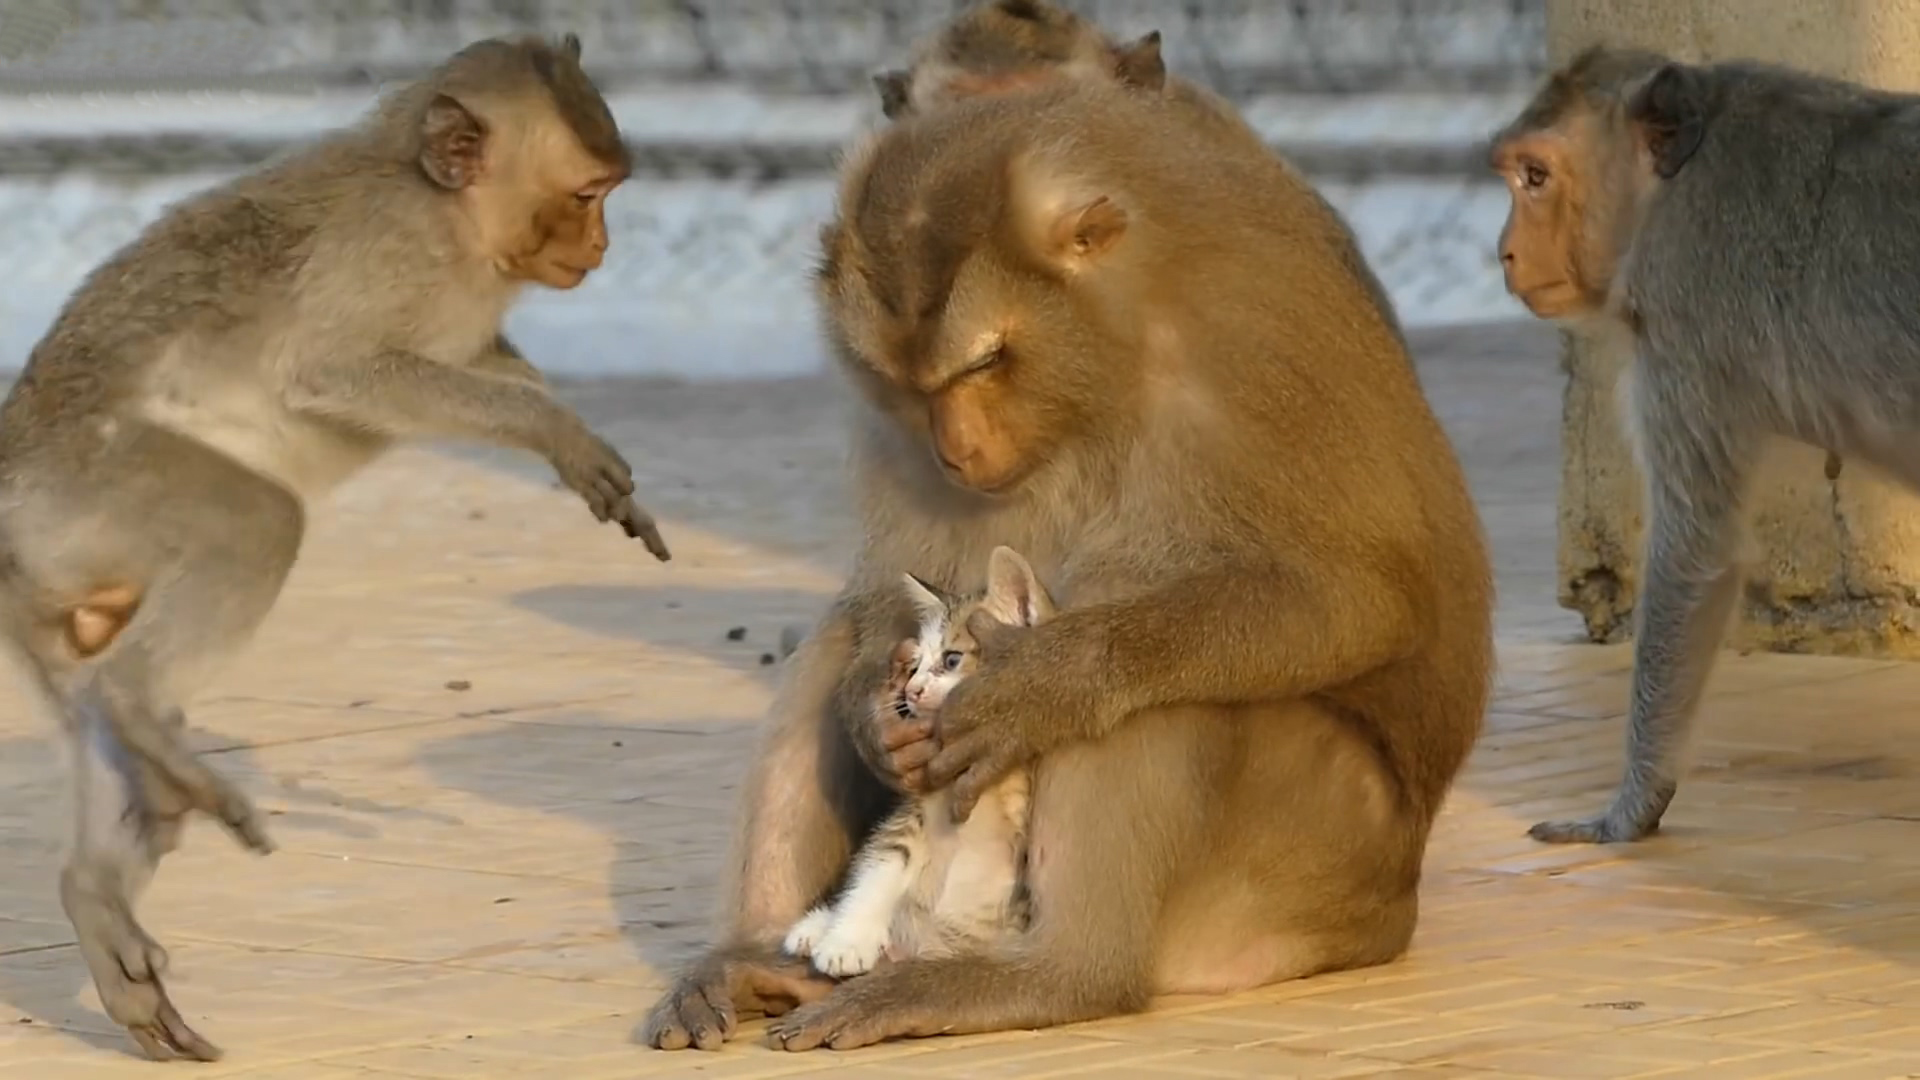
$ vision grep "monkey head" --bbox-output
[817,106,1141,497]
[1488,45,1705,323]
[414,33,632,290]
[875,0,1167,121]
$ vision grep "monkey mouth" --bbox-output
[1513,281,1582,316]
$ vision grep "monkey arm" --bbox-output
[472,334,548,386]
[926,555,1424,813]
[1045,558,1425,736]
[285,347,583,453]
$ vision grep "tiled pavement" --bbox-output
[2,323,1918,1078]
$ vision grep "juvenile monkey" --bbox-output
[0,33,667,1060]
[1489,47,1920,843]
[784,545,1051,978]
[644,78,1492,1052]
[875,0,1402,339]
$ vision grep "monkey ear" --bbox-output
[901,572,947,618]
[1111,31,1166,92]
[983,546,1053,626]
[1050,195,1129,262]
[1628,63,1706,180]
[560,32,582,61]
[419,93,487,190]
[874,70,913,120]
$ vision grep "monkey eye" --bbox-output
[941,650,965,671]
[966,345,1007,375]
[1520,162,1549,190]
[572,190,598,207]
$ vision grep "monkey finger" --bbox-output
[887,737,937,778]
[879,716,935,752]
[619,505,672,561]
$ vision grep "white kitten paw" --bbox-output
[811,926,889,978]
[783,907,834,958]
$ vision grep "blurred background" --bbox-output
[0,0,1549,379]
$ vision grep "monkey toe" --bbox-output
[205,779,276,854]
[119,991,222,1063]
[1527,813,1654,845]
[643,975,734,1052]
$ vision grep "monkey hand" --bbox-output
[864,638,938,792]
[642,945,834,1051]
[548,426,672,561]
[923,625,1096,821]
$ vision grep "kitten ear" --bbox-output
[900,572,947,618]
[983,546,1054,626]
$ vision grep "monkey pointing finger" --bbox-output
[0,32,667,1060]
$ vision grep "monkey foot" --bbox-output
[212,783,276,856]
[766,984,935,1052]
[1528,812,1659,844]
[642,971,737,1051]
[644,953,836,1051]
[64,882,221,1061]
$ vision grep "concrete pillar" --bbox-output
[1548,0,1920,656]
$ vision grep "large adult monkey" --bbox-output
[642,79,1493,1052]
[0,34,666,1061]
[1489,46,1920,843]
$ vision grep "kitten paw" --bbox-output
[811,928,888,978]
[783,908,834,958]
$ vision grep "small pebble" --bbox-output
[759,652,776,666]
[612,740,624,748]
[725,626,747,641]
[445,679,472,692]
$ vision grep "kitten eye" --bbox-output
[942,650,964,671]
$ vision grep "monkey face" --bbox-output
[422,42,630,291]
[511,179,618,289]
[1490,131,1595,319]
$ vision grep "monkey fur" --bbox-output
[1490,46,1920,843]
[643,78,1493,1053]
[872,0,1403,342]
[0,33,666,1060]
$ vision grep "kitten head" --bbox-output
[897,546,1055,716]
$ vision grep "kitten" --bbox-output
[783,545,1054,977]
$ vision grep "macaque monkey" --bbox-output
[1490,46,1920,843]
[0,33,667,1060]
[873,0,1402,338]
[643,78,1493,1052]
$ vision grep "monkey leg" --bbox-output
[1155,700,1424,994]
[59,699,221,1061]
[766,711,1211,1052]
[643,611,882,1051]
[8,425,303,1058]
[1532,407,1754,845]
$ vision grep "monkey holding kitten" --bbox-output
[1491,47,1920,844]
[0,34,665,1061]
[784,546,1051,978]
[646,71,1492,1053]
